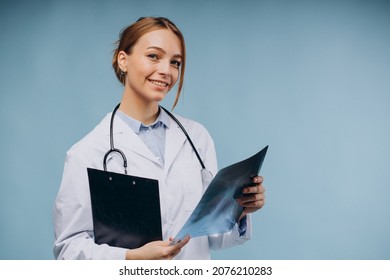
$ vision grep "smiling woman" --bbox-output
[112,17,186,110]
[117,29,182,124]
[53,16,266,260]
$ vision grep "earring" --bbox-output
[120,70,126,76]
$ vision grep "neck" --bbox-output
[119,91,159,125]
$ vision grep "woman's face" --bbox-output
[120,29,182,105]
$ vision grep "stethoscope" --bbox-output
[103,104,211,182]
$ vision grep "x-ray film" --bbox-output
[173,146,268,242]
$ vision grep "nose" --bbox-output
[158,60,172,77]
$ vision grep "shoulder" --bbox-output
[167,111,218,173]
[65,113,111,164]
[168,111,214,142]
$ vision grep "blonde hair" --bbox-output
[112,17,186,108]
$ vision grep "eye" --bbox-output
[147,54,159,60]
[171,60,181,68]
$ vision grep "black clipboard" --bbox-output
[87,168,162,249]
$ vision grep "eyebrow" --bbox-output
[146,46,182,59]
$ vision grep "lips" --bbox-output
[148,79,169,88]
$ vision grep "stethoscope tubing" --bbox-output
[103,104,128,174]
[103,104,206,174]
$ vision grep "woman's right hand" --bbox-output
[125,235,190,260]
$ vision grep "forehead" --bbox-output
[134,29,182,56]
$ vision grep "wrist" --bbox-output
[126,248,140,260]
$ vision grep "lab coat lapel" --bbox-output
[164,118,186,172]
[104,113,161,165]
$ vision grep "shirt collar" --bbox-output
[117,107,170,134]
[158,107,171,128]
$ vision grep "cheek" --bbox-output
[170,70,180,88]
[128,57,152,77]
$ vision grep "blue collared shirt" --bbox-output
[117,108,170,165]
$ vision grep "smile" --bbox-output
[148,79,169,87]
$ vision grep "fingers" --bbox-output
[242,184,265,195]
[237,193,265,207]
[242,176,265,195]
[173,235,190,250]
[237,175,266,212]
[165,235,190,260]
[253,176,263,184]
[128,235,191,260]
[238,194,265,214]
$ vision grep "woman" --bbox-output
[53,17,265,260]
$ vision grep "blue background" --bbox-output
[1,0,389,260]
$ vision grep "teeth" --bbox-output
[150,80,168,87]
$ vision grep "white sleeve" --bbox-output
[208,214,252,250]
[53,151,128,260]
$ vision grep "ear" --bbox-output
[117,51,128,72]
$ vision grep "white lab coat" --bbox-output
[53,111,252,259]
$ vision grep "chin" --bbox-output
[150,92,168,102]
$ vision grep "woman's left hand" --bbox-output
[236,176,266,221]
